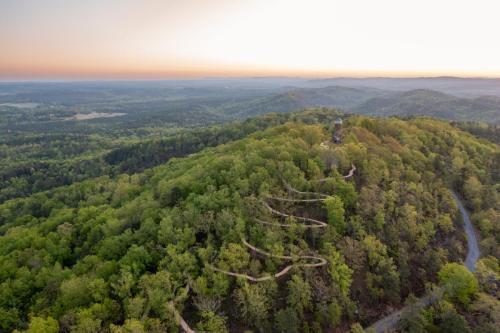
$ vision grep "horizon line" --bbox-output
[2,74,500,83]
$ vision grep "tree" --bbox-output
[399,295,427,333]
[234,283,271,330]
[110,319,146,333]
[327,299,342,328]
[475,256,499,294]
[196,311,228,333]
[0,308,20,333]
[438,263,478,305]
[324,243,352,298]
[362,235,400,303]
[58,276,93,310]
[138,271,175,319]
[72,308,102,333]
[218,243,250,271]
[436,305,471,333]
[25,316,59,333]
[470,293,500,332]
[325,195,346,234]
[274,307,299,333]
[286,275,312,317]
[463,176,482,209]
[441,313,471,333]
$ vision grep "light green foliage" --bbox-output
[110,319,145,333]
[324,243,352,297]
[324,195,346,233]
[362,235,400,303]
[286,275,312,317]
[58,276,93,310]
[25,316,59,333]
[234,283,271,329]
[196,311,229,333]
[463,176,483,210]
[218,243,250,271]
[72,308,102,333]
[137,271,175,319]
[438,263,479,305]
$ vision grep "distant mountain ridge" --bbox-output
[220,86,500,123]
[1,80,499,124]
[218,85,385,118]
[354,89,500,123]
[306,76,500,97]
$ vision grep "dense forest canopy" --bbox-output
[0,110,345,204]
[2,80,499,207]
[0,109,498,332]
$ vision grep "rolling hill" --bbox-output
[218,86,386,118]
[220,87,500,124]
[354,89,500,123]
[0,110,498,333]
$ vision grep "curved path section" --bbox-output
[282,179,329,198]
[207,238,327,282]
[262,201,328,228]
[196,164,357,332]
[266,196,326,203]
[366,193,480,333]
[317,164,357,182]
[452,192,480,271]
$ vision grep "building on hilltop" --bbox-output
[332,118,343,143]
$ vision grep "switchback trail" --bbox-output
[366,193,480,333]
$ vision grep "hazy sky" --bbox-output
[1,0,500,79]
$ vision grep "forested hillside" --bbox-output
[2,81,499,206]
[0,111,498,333]
[217,86,383,118]
[354,89,500,124]
[0,109,346,203]
[0,114,290,203]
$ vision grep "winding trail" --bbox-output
[452,193,480,272]
[207,238,327,282]
[194,164,356,332]
[317,164,357,182]
[366,193,480,333]
[266,196,326,203]
[281,179,329,198]
[262,201,328,228]
[242,238,328,268]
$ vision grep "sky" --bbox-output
[1,0,500,79]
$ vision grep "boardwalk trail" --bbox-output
[171,163,358,332]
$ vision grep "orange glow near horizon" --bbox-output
[1,0,500,80]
